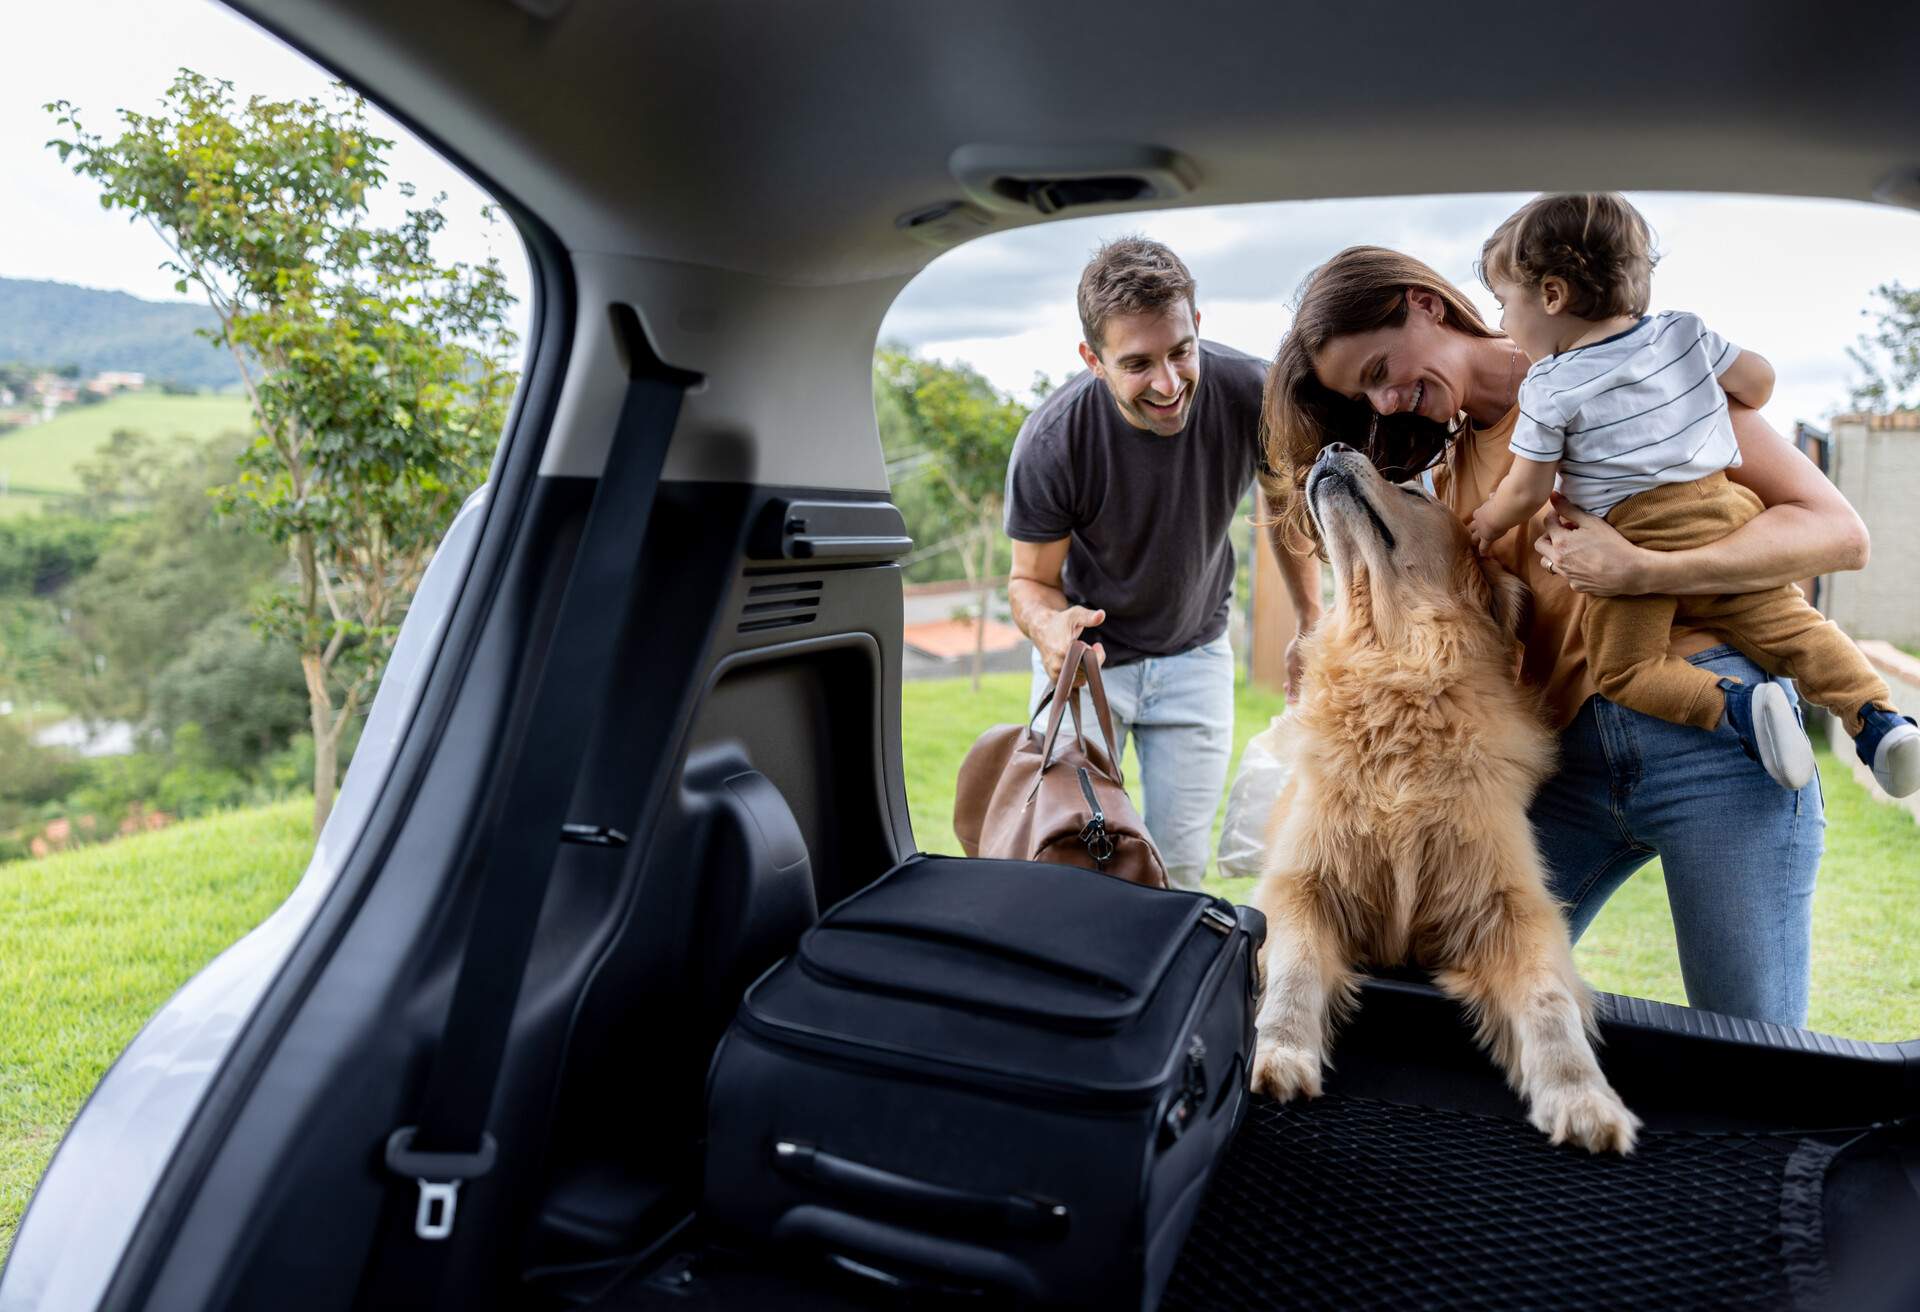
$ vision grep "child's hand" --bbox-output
[1467,501,1503,554]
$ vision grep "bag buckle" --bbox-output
[385,1127,498,1241]
[1076,767,1115,864]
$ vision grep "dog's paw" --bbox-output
[1251,1042,1324,1102]
[1528,1081,1641,1155]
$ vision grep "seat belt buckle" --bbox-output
[414,1179,462,1241]
[385,1127,498,1242]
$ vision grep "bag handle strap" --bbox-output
[1034,640,1123,785]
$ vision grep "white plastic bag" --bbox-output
[1216,713,1295,880]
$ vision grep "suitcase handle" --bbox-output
[773,1141,1070,1238]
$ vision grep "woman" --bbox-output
[1262,246,1869,1028]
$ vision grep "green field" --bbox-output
[900,671,1920,1038]
[2,674,1917,1262]
[0,392,250,516]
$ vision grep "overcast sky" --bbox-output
[7,0,1919,438]
[883,194,1920,438]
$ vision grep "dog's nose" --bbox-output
[1325,442,1354,456]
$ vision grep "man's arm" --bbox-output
[1263,492,1322,700]
[1008,536,1107,681]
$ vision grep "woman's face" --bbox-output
[1310,289,1474,426]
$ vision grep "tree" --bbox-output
[875,350,1028,689]
[50,72,518,830]
[57,430,282,727]
[150,612,309,772]
[1846,280,1920,414]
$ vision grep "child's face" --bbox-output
[1488,276,1560,362]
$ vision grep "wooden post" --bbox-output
[1250,526,1300,694]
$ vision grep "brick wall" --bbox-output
[1823,412,1920,648]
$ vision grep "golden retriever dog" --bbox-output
[1250,443,1639,1154]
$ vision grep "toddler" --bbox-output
[1469,192,1918,798]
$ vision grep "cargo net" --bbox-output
[1163,1093,1833,1311]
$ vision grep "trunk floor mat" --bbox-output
[1163,1093,1836,1311]
[573,1093,1894,1310]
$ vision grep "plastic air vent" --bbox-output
[950,143,1198,216]
[1014,176,1153,216]
[738,580,822,634]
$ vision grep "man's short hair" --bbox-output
[1077,237,1197,354]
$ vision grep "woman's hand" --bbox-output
[1535,493,1654,597]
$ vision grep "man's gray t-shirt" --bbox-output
[1003,340,1269,666]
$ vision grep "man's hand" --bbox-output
[1037,605,1107,682]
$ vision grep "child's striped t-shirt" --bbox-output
[1510,311,1743,517]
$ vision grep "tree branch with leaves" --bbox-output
[1846,280,1920,415]
[875,350,1028,689]
[49,70,518,831]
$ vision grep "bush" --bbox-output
[0,719,88,816]
[62,725,254,831]
[149,613,308,772]
[0,517,108,595]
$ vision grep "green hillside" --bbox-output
[0,393,251,517]
[0,278,228,391]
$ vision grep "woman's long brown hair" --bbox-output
[1259,246,1501,551]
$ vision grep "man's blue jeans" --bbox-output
[1029,634,1235,891]
[1533,645,1826,1028]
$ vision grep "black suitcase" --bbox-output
[703,853,1265,1310]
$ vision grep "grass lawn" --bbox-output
[1575,752,1920,1037]
[0,392,250,517]
[901,671,1920,1041]
[0,799,311,1261]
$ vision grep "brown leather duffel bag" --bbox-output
[952,640,1168,888]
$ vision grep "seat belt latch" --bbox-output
[385,1127,498,1242]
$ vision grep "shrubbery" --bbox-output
[0,723,326,864]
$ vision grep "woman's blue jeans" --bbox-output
[1532,645,1826,1028]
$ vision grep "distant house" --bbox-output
[32,373,81,407]
[86,370,147,394]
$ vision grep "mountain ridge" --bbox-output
[0,277,231,391]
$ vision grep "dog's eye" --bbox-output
[1399,485,1425,498]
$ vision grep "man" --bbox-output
[1004,236,1321,890]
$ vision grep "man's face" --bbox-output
[1079,301,1202,436]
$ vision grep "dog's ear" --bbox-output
[1479,555,1532,642]
[1456,552,1532,642]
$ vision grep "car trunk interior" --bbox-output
[58,2,1919,1308]
[478,464,1920,1312]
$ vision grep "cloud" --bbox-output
[883,191,1920,437]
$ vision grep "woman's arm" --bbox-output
[1535,406,1869,597]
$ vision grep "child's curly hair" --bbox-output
[1478,193,1657,320]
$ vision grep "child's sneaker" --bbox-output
[1720,678,1814,790]
[1855,704,1920,799]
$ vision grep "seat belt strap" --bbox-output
[361,327,698,1305]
